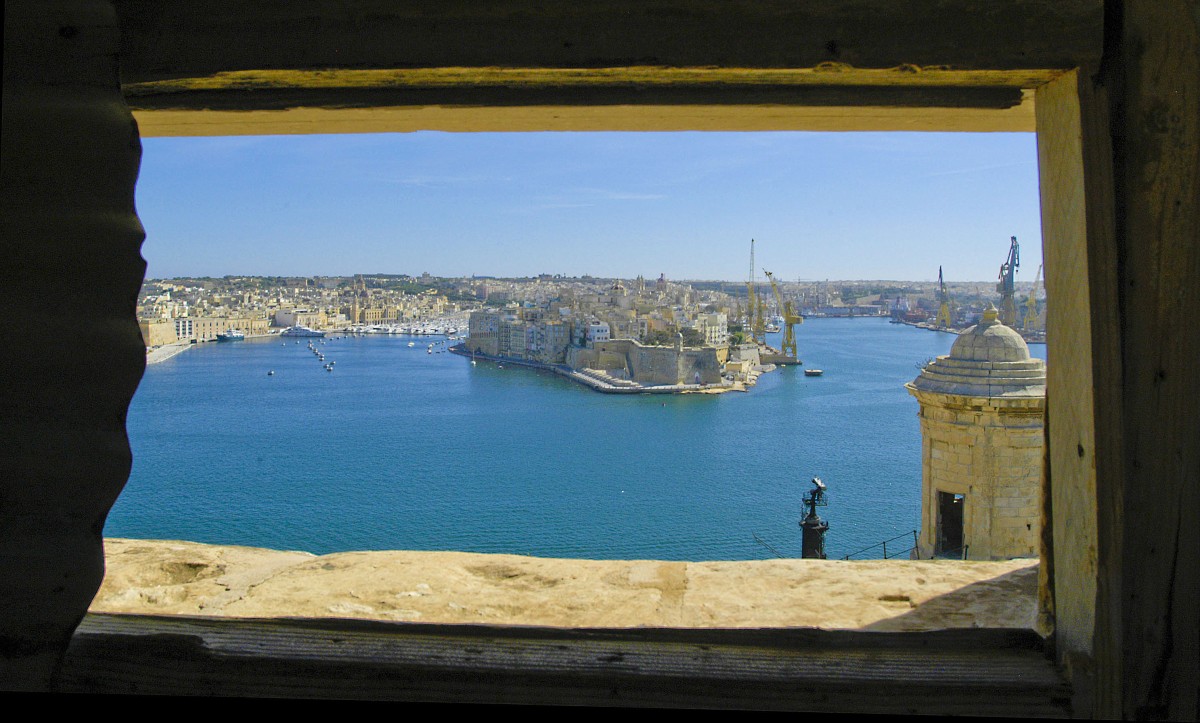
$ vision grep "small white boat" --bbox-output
[282,325,325,338]
[804,369,824,377]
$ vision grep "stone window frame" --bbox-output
[12,1,1179,715]
[107,85,1100,713]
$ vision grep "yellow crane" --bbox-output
[756,294,768,341]
[763,269,803,361]
[746,281,758,343]
[1023,263,1043,331]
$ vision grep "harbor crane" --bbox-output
[935,266,953,328]
[997,236,1020,326]
[746,239,766,343]
[763,268,803,362]
[1023,263,1043,332]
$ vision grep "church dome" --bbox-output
[908,305,1045,400]
[949,305,1032,363]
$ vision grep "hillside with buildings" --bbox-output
[136,272,1047,384]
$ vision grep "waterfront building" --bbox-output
[696,312,730,347]
[274,308,326,329]
[906,305,1046,560]
[163,315,270,343]
[585,320,611,345]
[139,320,176,347]
[173,317,194,341]
[497,318,527,358]
[466,309,501,356]
[525,320,570,364]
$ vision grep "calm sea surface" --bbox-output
[108,317,1046,561]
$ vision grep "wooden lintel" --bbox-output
[113,1,1103,82]
[58,613,1070,713]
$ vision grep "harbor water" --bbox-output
[109,318,1045,561]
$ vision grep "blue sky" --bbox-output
[137,131,1042,283]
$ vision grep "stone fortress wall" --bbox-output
[567,339,723,386]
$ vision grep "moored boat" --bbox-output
[216,329,245,342]
[282,325,326,338]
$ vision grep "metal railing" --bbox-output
[842,530,920,560]
[932,544,970,560]
[752,532,786,559]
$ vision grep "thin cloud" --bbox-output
[915,161,1035,179]
[505,202,596,214]
[577,188,668,201]
[372,174,511,187]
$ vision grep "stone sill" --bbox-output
[93,539,1040,631]
[63,541,1066,710]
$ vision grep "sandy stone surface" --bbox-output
[93,538,1040,630]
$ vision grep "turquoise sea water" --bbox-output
[108,318,1046,561]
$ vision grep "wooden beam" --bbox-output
[113,1,1103,82]
[1105,2,1200,718]
[124,66,1047,135]
[59,613,1070,714]
[132,100,1039,137]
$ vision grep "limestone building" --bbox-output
[906,305,1046,560]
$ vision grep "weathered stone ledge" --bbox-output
[92,538,1040,631]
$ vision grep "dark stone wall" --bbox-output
[1,0,145,690]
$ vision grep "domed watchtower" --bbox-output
[906,304,1046,560]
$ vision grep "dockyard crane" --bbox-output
[747,239,766,343]
[1023,263,1043,332]
[997,236,1020,326]
[935,266,953,329]
[763,269,803,361]
[745,280,757,342]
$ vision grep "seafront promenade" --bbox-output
[145,332,278,365]
[145,342,191,365]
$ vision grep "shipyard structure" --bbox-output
[906,305,1046,560]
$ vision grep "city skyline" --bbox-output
[137,131,1043,283]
